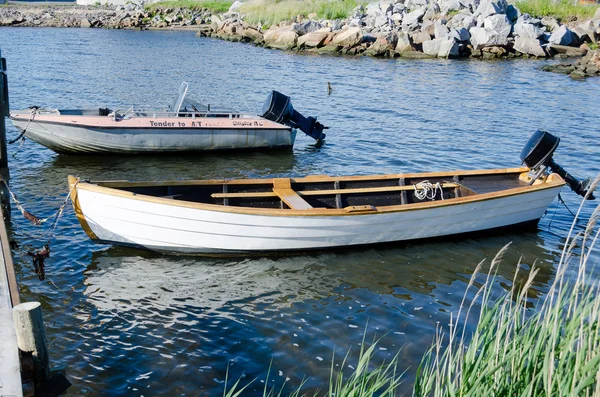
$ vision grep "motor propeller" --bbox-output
[520,130,595,199]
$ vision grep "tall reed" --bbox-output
[414,176,600,396]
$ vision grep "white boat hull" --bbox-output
[73,183,562,254]
[11,119,296,154]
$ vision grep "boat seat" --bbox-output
[272,178,313,210]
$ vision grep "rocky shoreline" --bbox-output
[1,1,599,77]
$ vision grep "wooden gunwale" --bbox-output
[69,170,565,218]
[211,183,461,199]
[91,167,531,189]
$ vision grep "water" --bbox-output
[1,27,599,396]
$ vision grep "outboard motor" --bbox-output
[521,130,595,199]
[261,91,327,143]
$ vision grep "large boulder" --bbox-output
[483,14,511,38]
[450,27,471,41]
[410,30,432,44]
[395,31,413,52]
[422,37,460,57]
[469,26,508,49]
[264,28,298,50]
[474,0,508,19]
[368,32,398,55]
[241,27,263,43]
[513,20,544,39]
[541,16,559,32]
[449,13,476,30]
[513,36,546,57]
[292,20,322,35]
[297,31,329,48]
[403,7,426,28]
[332,27,363,47]
[548,25,578,46]
[435,22,450,39]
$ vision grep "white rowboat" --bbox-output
[68,167,566,255]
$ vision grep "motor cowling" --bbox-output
[521,130,594,199]
[261,91,327,143]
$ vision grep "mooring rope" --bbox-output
[8,109,36,145]
[414,180,444,201]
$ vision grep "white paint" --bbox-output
[74,182,562,254]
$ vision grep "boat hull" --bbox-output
[71,180,563,254]
[11,118,296,154]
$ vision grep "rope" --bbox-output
[557,193,578,220]
[8,109,36,144]
[414,180,445,201]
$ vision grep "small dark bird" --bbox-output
[327,82,333,95]
[28,244,50,281]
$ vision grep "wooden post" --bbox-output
[0,48,10,218]
[13,302,51,387]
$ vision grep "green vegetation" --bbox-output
[224,177,600,396]
[515,0,599,21]
[145,0,232,13]
[239,0,360,28]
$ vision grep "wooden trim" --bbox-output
[93,167,531,189]
[72,172,566,218]
[68,176,99,240]
[272,178,313,210]
[211,183,460,199]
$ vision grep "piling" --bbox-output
[0,48,10,218]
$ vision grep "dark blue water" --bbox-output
[1,27,599,396]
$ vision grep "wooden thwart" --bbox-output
[272,178,313,210]
[212,182,461,200]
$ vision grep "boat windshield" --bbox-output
[170,82,189,115]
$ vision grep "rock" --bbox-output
[332,27,363,47]
[410,30,432,44]
[549,44,587,57]
[403,7,426,28]
[506,4,519,22]
[211,15,222,26]
[483,14,511,39]
[474,0,508,19]
[594,7,600,20]
[80,18,91,28]
[548,26,578,46]
[449,14,475,30]
[469,26,508,49]
[241,27,263,43]
[293,20,322,35]
[395,31,413,52]
[423,3,441,21]
[440,0,462,13]
[422,37,460,57]
[434,22,450,39]
[317,45,341,55]
[513,36,546,57]
[450,27,470,41]
[573,21,596,44]
[541,17,559,32]
[513,21,544,39]
[264,28,298,50]
[297,31,329,47]
[400,50,436,58]
[369,31,398,54]
[421,19,435,36]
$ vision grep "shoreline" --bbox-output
[1,2,599,77]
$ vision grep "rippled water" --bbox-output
[1,27,599,396]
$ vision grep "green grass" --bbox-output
[239,0,361,28]
[515,0,599,21]
[222,176,600,397]
[145,0,232,13]
[414,177,600,396]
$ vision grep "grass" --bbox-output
[515,0,599,21]
[223,176,600,396]
[414,176,600,396]
[239,0,360,28]
[145,0,232,13]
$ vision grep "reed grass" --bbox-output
[414,176,600,396]
[239,0,359,28]
[223,176,600,396]
[145,0,233,13]
[515,0,599,21]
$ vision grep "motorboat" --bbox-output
[10,83,327,154]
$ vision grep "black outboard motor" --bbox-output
[261,91,327,143]
[520,130,595,199]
